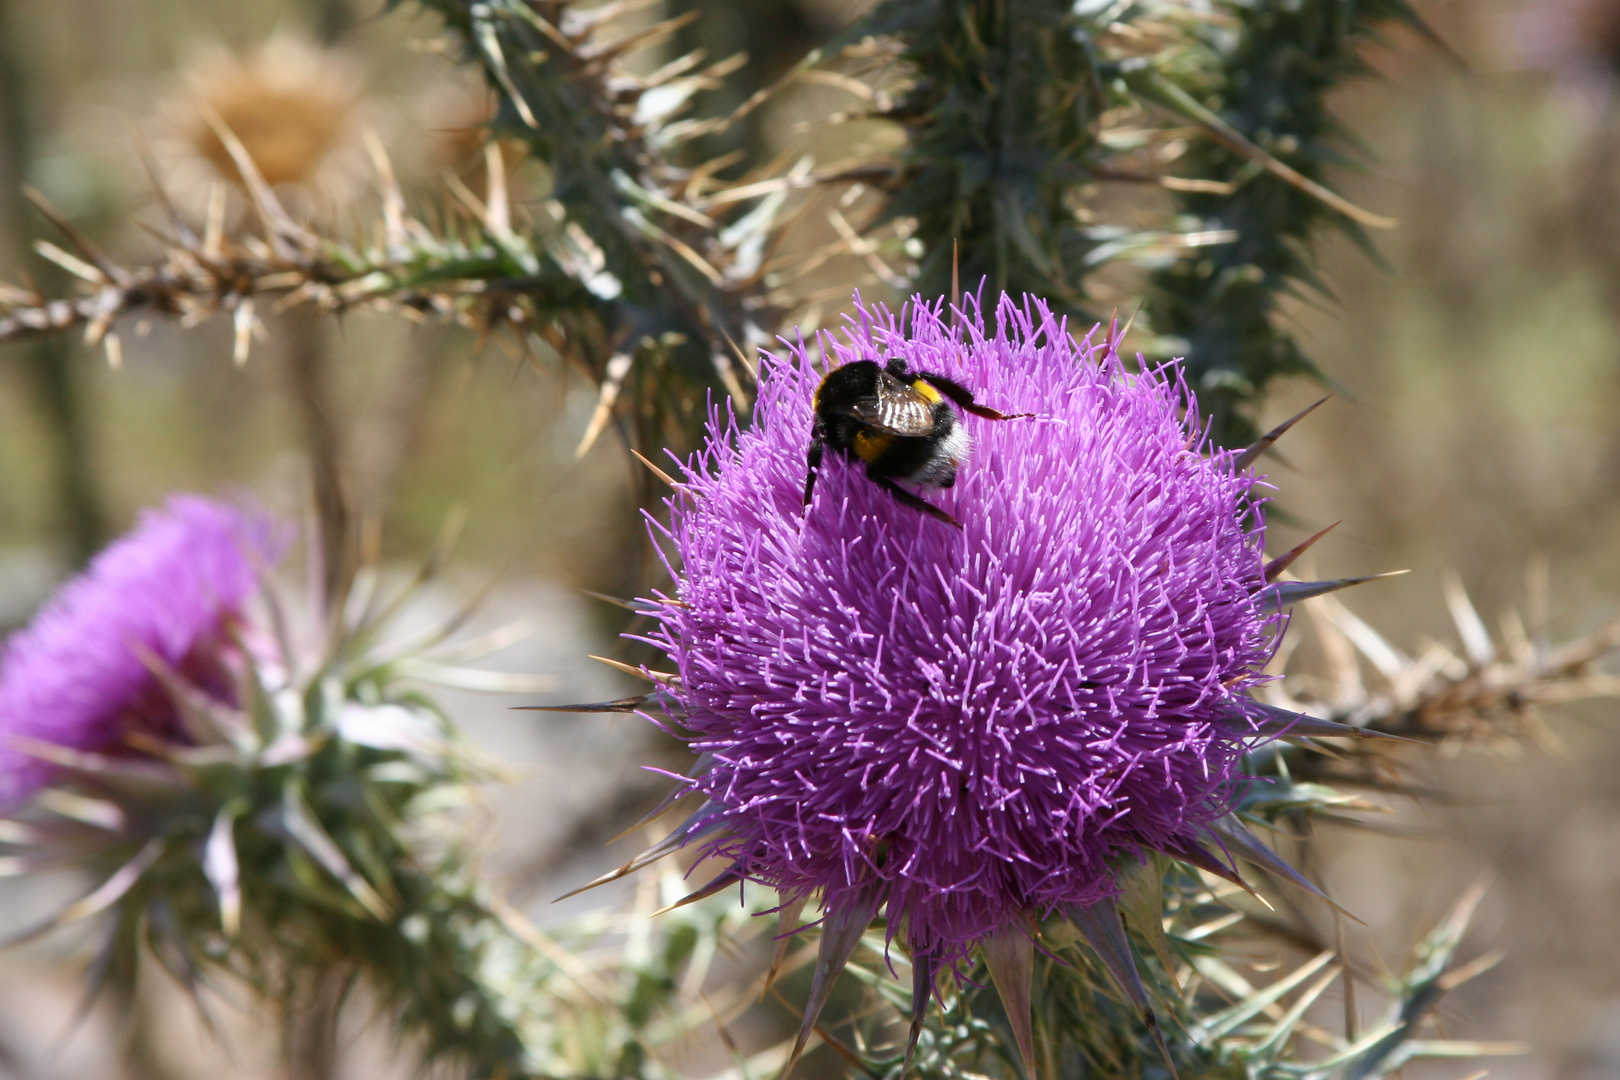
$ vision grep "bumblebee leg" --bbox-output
[803,437,824,508]
[870,475,962,529]
[916,372,1033,421]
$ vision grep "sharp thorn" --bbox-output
[763,894,809,999]
[124,118,199,248]
[649,861,744,917]
[904,949,938,1074]
[552,803,724,902]
[1264,521,1341,583]
[631,448,685,490]
[604,760,711,843]
[719,325,758,381]
[22,187,127,284]
[1208,816,1362,923]
[1258,570,1409,615]
[513,691,680,715]
[576,351,634,459]
[587,654,678,685]
[1119,298,1145,345]
[1234,395,1332,471]
[195,104,306,256]
[1236,702,1424,745]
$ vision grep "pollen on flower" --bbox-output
[639,291,1277,970]
[0,495,282,805]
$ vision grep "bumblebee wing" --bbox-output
[834,370,937,436]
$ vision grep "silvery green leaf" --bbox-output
[425,619,532,665]
[270,686,306,739]
[204,802,244,938]
[8,737,179,805]
[1198,949,1335,1040]
[367,761,434,786]
[1,835,166,948]
[393,657,557,693]
[277,783,393,921]
[0,856,46,876]
[34,790,126,831]
[0,820,41,845]
[259,731,320,767]
[338,703,448,761]
[1250,961,1342,1056]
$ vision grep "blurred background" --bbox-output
[1,0,1619,1076]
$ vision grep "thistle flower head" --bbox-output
[643,292,1275,970]
[0,495,278,804]
[157,34,368,212]
[0,496,562,1079]
[1507,0,1620,119]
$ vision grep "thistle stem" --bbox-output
[281,309,353,606]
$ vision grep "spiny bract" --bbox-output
[642,291,1276,972]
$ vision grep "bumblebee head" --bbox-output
[812,359,883,416]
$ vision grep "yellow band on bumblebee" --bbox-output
[853,429,895,463]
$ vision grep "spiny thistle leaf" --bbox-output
[1145,1,1429,444]
[831,0,1427,442]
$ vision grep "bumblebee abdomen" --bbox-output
[853,429,895,463]
[811,358,970,491]
[855,410,967,490]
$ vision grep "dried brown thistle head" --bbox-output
[158,35,369,210]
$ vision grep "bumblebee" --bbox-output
[803,356,1030,528]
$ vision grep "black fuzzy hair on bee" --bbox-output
[803,356,1030,528]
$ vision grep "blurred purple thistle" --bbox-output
[636,292,1278,1008]
[1507,0,1620,122]
[0,495,281,804]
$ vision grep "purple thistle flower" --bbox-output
[641,292,1277,974]
[0,495,281,805]
[1505,0,1620,124]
